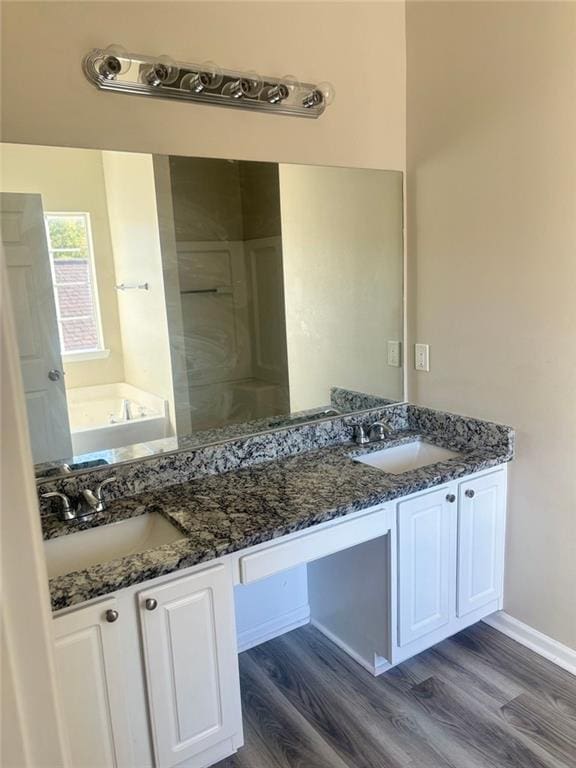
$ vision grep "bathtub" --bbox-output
[67,383,170,455]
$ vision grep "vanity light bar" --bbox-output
[82,46,335,119]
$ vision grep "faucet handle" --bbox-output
[41,491,75,521]
[352,425,369,445]
[369,421,392,441]
[95,476,117,501]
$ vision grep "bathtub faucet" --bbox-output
[120,398,133,421]
[109,399,133,424]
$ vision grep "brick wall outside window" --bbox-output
[45,213,103,355]
[54,261,100,351]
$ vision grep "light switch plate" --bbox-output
[415,343,430,371]
[387,340,401,367]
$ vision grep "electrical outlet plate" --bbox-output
[415,343,430,372]
[387,340,401,367]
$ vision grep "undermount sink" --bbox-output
[354,440,464,475]
[44,513,184,579]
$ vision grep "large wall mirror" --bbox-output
[0,143,404,475]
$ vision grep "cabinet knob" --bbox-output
[145,598,158,611]
[465,489,475,498]
[105,609,119,623]
[48,368,62,381]
[446,493,456,503]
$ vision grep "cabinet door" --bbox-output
[398,488,455,646]
[53,598,132,768]
[139,564,242,768]
[457,471,506,617]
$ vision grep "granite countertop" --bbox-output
[45,428,513,612]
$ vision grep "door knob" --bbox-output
[48,368,62,381]
[465,489,475,498]
[446,493,456,503]
[145,598,158,611]
[105,609,119,623]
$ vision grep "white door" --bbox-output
[139,564,243,768]
[457,471,507,617]
[53,598,133,768]
[398,487,456,646]
[1,192,72,462]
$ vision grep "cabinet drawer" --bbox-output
[239,507,392,584]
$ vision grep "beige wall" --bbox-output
[407,1,576,648]
[0,144,125,388]
[280,164,404,409]
[101,151,176,433]
[0,1,405,172]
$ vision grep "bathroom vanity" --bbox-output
[3,138,513,768]
[40,404,513,768]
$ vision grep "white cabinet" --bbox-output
[397,487,456,646]
[51,463,507,767]
[53,597,133,768]
[139,565,243,768]
[395,468,507,658]
[53,563,243,768]
[457,472,506,617]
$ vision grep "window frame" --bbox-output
[44,211,108,361]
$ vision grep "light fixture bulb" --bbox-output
[201,61,223,89]
[181,61,223,93]
[302,80,335,109]
[105,43,127,59]
[317,81,335,106]
[265,84,289,104]
[264,74,298,104]
[181,72,210,93]
[223,70,263,99]
[142,54,179,87]
[284,75,299,91]
[243,71,263,97]
[98,43,131,80]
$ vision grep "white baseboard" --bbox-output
[236,605,310,653]
[310,618,392,677]
[483,611,576,676]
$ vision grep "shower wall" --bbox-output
[161,157,289,430]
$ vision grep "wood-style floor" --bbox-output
[216,622,576,768]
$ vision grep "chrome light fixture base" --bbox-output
[82,48,332,119]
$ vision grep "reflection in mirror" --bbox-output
[0,143,404,476]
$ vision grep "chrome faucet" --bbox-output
[41,476,117,522]
[40,491,76,521]
[81,477,117,514]
[369,421,393,442]
[352,425,370,445]
[352,421,393,446]
[120,398,133,421]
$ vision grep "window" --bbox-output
[44,212,104,356]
